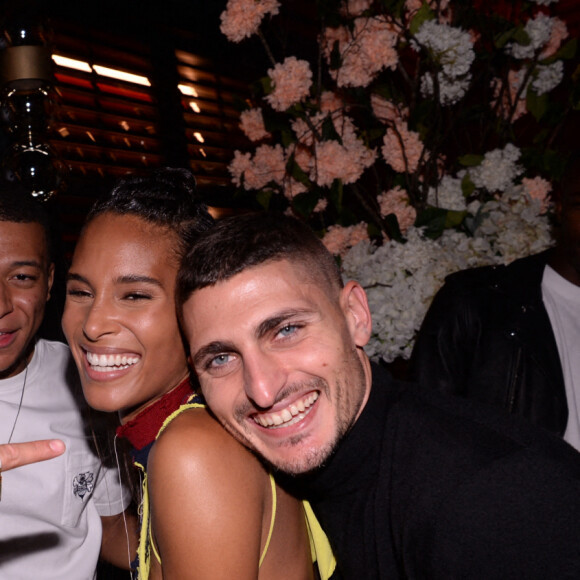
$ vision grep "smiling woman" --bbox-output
[61,168,332,580]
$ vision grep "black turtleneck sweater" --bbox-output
[281,363,580,579]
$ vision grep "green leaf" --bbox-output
[292,191,320,219]
[494,28,517,50]
[329,40,342,70]
[321,114,342,143]
[444,210,467,229]
[383,213,405,243]
[255,189,273,210]
[415,206,448,239]
[458,154,484,167]
[554,38,577,61]
[409,3,434,36]
[280,129,295,148]
[286,153,312,187]
[461,173,476,197]
[259,76,273,95]
[512,27,530,47]
[526,88,548,121]
[464,205,488,236]
[329,179,344,212]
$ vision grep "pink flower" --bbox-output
[282,177,308,200]
[371,94,408,124]
[312,116,376,186]
[319,91,344,114]
[323,17,399,88]
[406,0,451,21]
[220,0,280,43]
[522,176,551,212]
[251,143,286,187]
[229,150,253,188]
[291,115,322,147]
[265,57,313,111]
[239,108,271,142]
[340,0,373,17]
[377,187,417,234]
[313,198,328,213]
[491,69,527,122]
[322,222,369,257]
[381,121,425,173]
[541,17,568,59]
[228,144,285,190]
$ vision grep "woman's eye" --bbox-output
[66,288,91,298]
[124,293,151,301]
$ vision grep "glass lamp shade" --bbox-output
[0,83,54,133]
[1,140,66,201]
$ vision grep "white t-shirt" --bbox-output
[0,339,131,579]
[542,265,580,451]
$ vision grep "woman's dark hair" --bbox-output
[87,167,215,259]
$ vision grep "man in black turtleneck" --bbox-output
[178,211,580,579]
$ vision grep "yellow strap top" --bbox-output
[304,500,336,580]
[137,400,336,580]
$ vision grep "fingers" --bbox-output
[0,439,66,472]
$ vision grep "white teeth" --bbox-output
[86,351,139,371]
[253,392,319,429]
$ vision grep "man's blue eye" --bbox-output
[278,325,297,337]
[211,354,231,367]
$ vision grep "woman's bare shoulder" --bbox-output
[149,406,266,486]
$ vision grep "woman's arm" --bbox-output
[148,408,268,579]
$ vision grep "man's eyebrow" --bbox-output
[11,260,43,269]
[255,309,312,339]
[192,341,236,368]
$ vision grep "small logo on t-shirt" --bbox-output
[72,471,95,500]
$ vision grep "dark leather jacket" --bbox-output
[410,250,567,436]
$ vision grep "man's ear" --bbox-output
[46,263,55,301]
[340,280,372,347]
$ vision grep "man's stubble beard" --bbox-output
[227,347,368,476]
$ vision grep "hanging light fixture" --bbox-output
[0,11,65,201]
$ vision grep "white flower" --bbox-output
[414,20,475,78]
[468,143,523,193]
[507,13,553,59]
[427,175,466,210]
[532,61,564,96]
[420,71,472,105]
[342,184,553,363]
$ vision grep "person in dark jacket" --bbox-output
[176,211,580,579]
[410,162,580,446]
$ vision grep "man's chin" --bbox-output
[257,440,337,476]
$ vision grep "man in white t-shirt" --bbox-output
[0,184,135,578]
[411,158,580,448]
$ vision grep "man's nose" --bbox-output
[0,282,13,318]
[243,350,286,410]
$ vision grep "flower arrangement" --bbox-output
[219,0,579,362]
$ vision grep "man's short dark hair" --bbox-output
[176,211,343,309]
[0,181,53,262]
